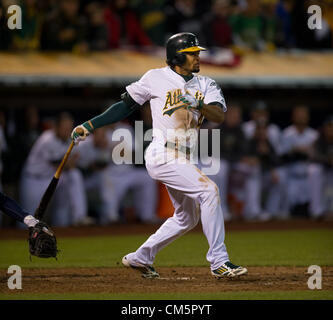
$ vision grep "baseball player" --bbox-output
[20,112,88,227]
[280,105,323,218]
[242,101,282,155]
[72,33,247,279]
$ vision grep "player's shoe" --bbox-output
[122,255,160,279]
[211,261,248,279]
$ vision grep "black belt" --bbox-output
[165,142,192,155]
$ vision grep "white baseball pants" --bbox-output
[127,142,229,270]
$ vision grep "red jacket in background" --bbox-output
[104,8,152,48]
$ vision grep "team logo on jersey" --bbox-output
[163,89,204,116]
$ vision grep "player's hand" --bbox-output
[178,94,203,110]
[71,122,92,145]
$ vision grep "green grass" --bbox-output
[0,229,332,269]
[1,291,332,300]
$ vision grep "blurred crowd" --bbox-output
[0,0,333,53]
[201,103,333,222]
[0,103,332,228]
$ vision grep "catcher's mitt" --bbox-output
[28,222,58,258]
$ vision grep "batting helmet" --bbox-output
[166,33,206,67]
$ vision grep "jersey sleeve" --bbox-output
[204,79,227,112]
[126,70,153,106]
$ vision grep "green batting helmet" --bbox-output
[166,33,206,67]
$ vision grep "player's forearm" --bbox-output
[72,93,140,144]
[200,104,225,123]
[86,101,135,131]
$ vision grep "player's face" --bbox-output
[183,51,201,74]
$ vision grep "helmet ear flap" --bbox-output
[172,52,186,66]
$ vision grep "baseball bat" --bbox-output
[34,127,83,220]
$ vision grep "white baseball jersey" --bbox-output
[126,66,226,147]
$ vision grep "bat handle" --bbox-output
[54,141,75,179]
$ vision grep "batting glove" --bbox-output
[71,121,93,145]
[178,94,204,110]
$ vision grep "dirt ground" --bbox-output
[1,266,332,295]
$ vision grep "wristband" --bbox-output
[83,121,94,133]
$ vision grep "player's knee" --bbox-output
[200,183,220,206]
[174,213,199,232]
